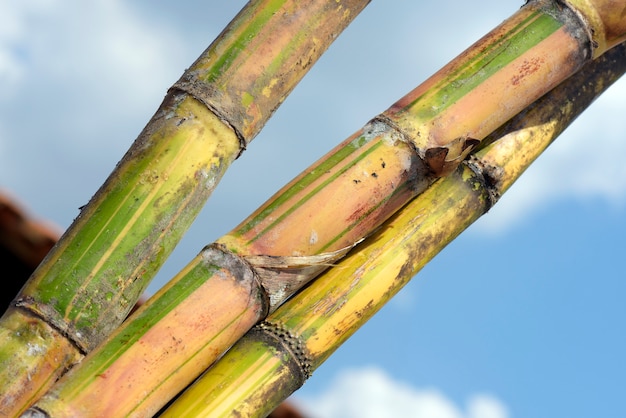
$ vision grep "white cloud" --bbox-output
[2,0,184,87]
[467,395,510,418]
[0,1,41,98]
[0,0,190,224]
[295,367,509,418]
[547,82,626,200]
[15,0,186,135]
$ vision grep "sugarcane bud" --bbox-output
[424,136,480,176]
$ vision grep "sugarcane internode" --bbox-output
[464,155,504,210]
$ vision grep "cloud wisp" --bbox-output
[295,367,509,418]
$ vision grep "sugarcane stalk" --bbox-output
[21,1,626,416]
[158,39,626,418]
[17,241,366,418]
[206,0,626,306]
[216,0,626,261]
[19,246,267,418]
[0,0,371,415]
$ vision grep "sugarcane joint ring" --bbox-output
[168,81,248,157]
[560,0,626,57]
[257,321,312,380]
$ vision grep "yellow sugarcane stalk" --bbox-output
[159,38,626,418]
[0,1,370,415]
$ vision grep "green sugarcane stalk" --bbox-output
[159,39,626,418]
[0,1,371,415]
[23,1,626,417]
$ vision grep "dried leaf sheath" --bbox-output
[0,0,371,415]
[160,41,626,418]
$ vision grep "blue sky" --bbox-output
[1,1,625,417]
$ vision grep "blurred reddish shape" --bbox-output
[0,189,60,311]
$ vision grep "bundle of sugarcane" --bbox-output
[4,0,626,417]
[157,40,626,418]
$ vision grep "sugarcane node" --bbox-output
[204,242,271,317]
[365,115,435,188]
[550,0,597,58]
[12,296,89,355]
[256,321,312,381]
[168,81,248,157]
[465,155,504,210]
